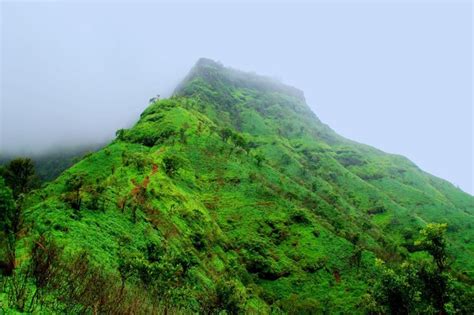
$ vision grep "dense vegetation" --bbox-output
[1,58,473,313]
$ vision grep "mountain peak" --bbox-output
[175,58,305,101]
[194,57,223,69]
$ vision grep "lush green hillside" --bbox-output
[1,58,473,314]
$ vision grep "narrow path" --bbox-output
[130,147,165,198]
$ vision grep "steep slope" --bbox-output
[174,58,474,272]
[3,58,473,313]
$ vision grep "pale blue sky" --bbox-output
[1,1,472,194]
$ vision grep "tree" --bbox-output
[0,177,16,232]
[115,129,126,140]
[415,223,448,272]
[368,258,421,314]
[2,158,38,199]
[415,223,450,314]
[368,223,463,315]
[230,132,247,150]
[64,173,85,211]
[219,127,233,142]
[0,177,17,275]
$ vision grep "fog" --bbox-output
[1,1,472,194]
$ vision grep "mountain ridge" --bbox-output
[175,58,307,102]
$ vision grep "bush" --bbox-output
[122,151,149,171]
[201,278,247,314]
[254,154,265,167]
[84,184,106,211]
[290,208,311,224]
[367,205,386,215]
[240,239,290,280]
[162,155,185,177]
[277,294,323,314]
[0,177,17,276]
[301,256,327,273]
[261,218,290,245]
[191,231,207,251]
[63,173,85,211]
[10,235,200,313]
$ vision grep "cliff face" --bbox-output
[7,59,473,313]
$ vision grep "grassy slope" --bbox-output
[11,59,474,312]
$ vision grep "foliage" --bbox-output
[0,178,16,276]
[0,178,16,235]
[2,235,173,313]
[367,224,474,314]
[1,59,473,313]
[1,157,38,198]
[162,155,183,177]
[62,172,86,211]
[416,223,448,271]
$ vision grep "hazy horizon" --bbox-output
[1,1,472,194]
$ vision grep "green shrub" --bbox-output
[63,173,85,211]
[162,155,186,177]
[277,294,323,314]
[290,208,311,224]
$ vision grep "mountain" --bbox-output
[1,58,473,313]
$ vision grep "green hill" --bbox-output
[1,58,473,314]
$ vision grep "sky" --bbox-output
[0,0,472,194]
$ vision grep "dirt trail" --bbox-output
[130,147,164,196]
